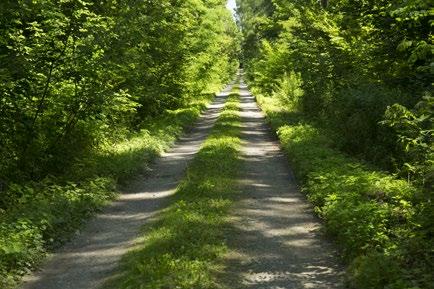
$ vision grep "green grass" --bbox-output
[73,94,214,183]
[255,93,433,289]
[104,92,242,289]
[0,93,215,289]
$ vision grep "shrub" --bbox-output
[257,94,433,289]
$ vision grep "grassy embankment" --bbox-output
[0,92,217,288]
[104,90,242,289]
[255,93,432,289]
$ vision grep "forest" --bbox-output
[237,0,432,288]
[0,0,239,287]
[0,0,432,288]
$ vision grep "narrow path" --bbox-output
[19,84,234,289]
[222,78,344,288]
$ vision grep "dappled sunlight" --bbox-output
[218,80,344,288]
[99,82,243,289]
[118,189,174,201]
[19,84,237,289]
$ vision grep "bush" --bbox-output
[0,178,115,286]
[0,222,45,288]
[0,92,216,288]
[257,94,433,289]
[381,96,434,187]
[272,71,303,110]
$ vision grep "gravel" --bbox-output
[18,84,234,289]
[220,78,345,289]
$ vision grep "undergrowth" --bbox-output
[104,91,241,289]
[256,93,433,289]
[0,93,215,289]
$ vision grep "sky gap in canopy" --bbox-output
[226,0,236,17]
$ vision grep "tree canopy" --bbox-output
[237,0,432,185]
[0,0,240,183]
[237,1,433,288]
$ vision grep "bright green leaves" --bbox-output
[0,1,239,286]
[0,0,239,182]
[237,0,432,181]
[381,98,434,186]
[0,87,215,288]
[244,0,432,286]
[257,94,431,289]
[272,71,304,110]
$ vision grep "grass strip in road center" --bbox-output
[105,90,242,289]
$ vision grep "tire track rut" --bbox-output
[222,78,344,289]
[19,84,234,289]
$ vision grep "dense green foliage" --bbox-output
[0,1,239,286]
[105,91,241,289]
[257,95,433,288]
[0,95,215,288]
[1,0,432,287]
[236,0,432,186]
[238,0,433,286]
[0,0,239,184]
